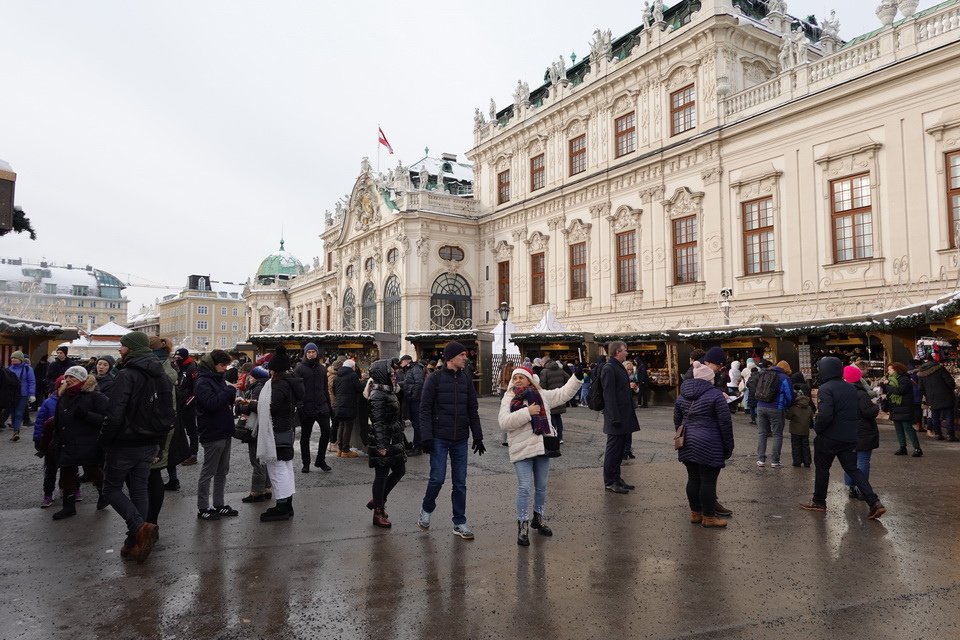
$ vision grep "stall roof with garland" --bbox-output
[249,331,377,343]
[511,332,591,344]
[0,314,64,336]
[406,331,488,342]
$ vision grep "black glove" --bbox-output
[574,369,584,381]
[472,440,486,456]
[421,440,433,454]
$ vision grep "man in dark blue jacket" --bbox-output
[417,342,485,539]
[194,350,238,521]
[800,356,886,519]
[601,341,640,494]
[755,360,794,469]
[399,354,426,455]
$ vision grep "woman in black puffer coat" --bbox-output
[52,369,109,520]
[366,359,406,528]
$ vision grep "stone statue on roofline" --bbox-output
[778,33,793,70]
[642,1,654,29]
[768,0,787,15]
[489,98,497,121]
[419,166,430,191]
[652,0,664,24]
[589,28,613,63]
[792,28,808,65]
[548,55,567,87]
[513,79,530,107]
[474,107,486,131]
[821,10,840,39]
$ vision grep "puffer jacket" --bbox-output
[499,374,581,463]
[917,361,956,409]
[270,371,305,432]
[538,360,571,415]
[295,357,330,417]
[333,366,363,419]
[420,364,483,443]
[756,366,794,410]
[55,376,109,467]
[193,357,237,444]
[854,384,880,451]
[882,373,914,422]
[674,378,734,468]
[366,360,406,468]
[813,357,859,443]
[8,361,36,397]
[400,361,426,401]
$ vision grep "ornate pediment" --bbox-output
[525,231,550,252]
[607,205,642,231]
[663,61,700,92]
[814,133,882,178]
[662,187,705,219]
[730,163,782,200]
[490,240,514,261]
[348,173,382,232]
[562,218,592,243]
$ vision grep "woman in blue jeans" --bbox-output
[498,365,581,546]
[842,366,880,499]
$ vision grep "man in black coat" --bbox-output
[417,341,485,540]
[173,348,199,465]
[800,356,885,519]
[601,341,640,494]
[333,359,364,458]
[917,358,958,440]
[46,347,71,392]
[295,342,332,472]
[399,354,426,455]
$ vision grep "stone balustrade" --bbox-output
[917,3,960,41]
[723,75,783,117]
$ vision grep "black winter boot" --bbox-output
[517,520,530,546]
[96,489,109,511]
[260,497,293,522]
[52,495,77,520]
[531,511,553,536]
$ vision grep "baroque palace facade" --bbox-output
[246,0,960,379]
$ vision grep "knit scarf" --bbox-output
[887,373,903,406]
[256,378,277,464]
[510,386,551,435]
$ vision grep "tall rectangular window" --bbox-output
[497,261,510,306]
[948,151,960,247]
[531,253,545,305]
[831,174,873,262]
[616,231,637,293]
[569,134,586,176]
[614,112,636,158]
[297,312,302,330]
[570,242,587,299]
[670,84,697,136]
[197,320,208,330]
[673,216,699,284]
[497,169,511,204]
[306,309,311,329]
[530,154,545,191]
[326,305,331,330]
[742,197,776,274]
[197,305,208,315]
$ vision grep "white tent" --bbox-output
[531,309,567,333]
[491,319,521,356]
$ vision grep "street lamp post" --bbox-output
[719,288,732,326]
[498,301,510,383]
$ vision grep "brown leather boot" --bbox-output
[373,507,392,528]
[690,511,703,524]
[701,515,728,528]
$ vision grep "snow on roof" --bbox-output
[0,260,126,296]
[0,159,11,172]
[89,321,131,337]
[409,157,473,183]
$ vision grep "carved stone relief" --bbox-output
[662,187,705,220]
[607,205,642,231]
[526,231,550,252]
[563,218,593,243]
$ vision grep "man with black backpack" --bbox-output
[754,360,794,469]
[99,331,174,564]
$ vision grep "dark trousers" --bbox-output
[337,416,355,452]
[103,445,158,544]
[929,407,956,438]
[683,462,720,517]
[603,434,628,485]
[791,434,812,466]
[60,465,102,494]
[372,459,406,508]
[299,412,331,466]
[146,468,164,524]
[43,447,61,495]
[637,383,649,407]
[552,414,564,440]
[812,435,878,507]
[180,406,199,456]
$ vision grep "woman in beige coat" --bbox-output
[498,365,581,546]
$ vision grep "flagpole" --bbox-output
[377,123,381,173]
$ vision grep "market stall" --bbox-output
[510,332,598,367]
[248,331,400,370]
[405,330,494,394]
[596,332,677,405]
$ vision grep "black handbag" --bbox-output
[543,434,562,457]
[232,420,253,443]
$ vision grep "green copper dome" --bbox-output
[256,240,305,284]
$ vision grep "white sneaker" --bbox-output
[453,523,475,540]
[417,509,431,530]
[756,460,766,468]
[770,462,783,469]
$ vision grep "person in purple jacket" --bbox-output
[674,361,735,528]
[34,379,61,508]
[7,351,36,441]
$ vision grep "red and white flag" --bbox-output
[378,127,394,154]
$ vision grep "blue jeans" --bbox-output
[843,450,873,487]
[514,455,550,521]
[11,396,29,433]
[579,382,591,405]
[756,407,785,463]
[929,407,956,438]
[421,438,468,525]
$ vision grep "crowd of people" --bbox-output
[5,332,956,558]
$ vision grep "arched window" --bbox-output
[342,288,356,330]
[383,276,401,335]
[364,257,374,272]
[387,248,399,264]
[430,273,472,329]
[361,282,377,330]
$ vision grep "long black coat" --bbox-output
[600,359,640,435]
[854,386,880,451]
[367,360,406,468]
[917,362,956,410]
[882,374,915,422]
[295,359,329,417]
[813,357,859,443]
[270,371,305,433]
[55,377,109,467]
[333,366,364,419]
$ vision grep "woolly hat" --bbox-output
[10,351,25,362]
[175,348,190,360]
[97,355,116,368]
[511,365,537,385]
[303,342,319,355]
[250,365,270,379]
[693,361,716,382]
[532,358,544,368]
[442,341,467,361]
[56,346,68,356]
[120,331,151,353]
[843,365,863,384]
[776,360,792,375]
[703,346,726,366]
[267,346,291,372]
[343,358,356,369]
[64,365,89,382]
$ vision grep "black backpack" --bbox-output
[754,369,781,403]
[587,364,605,411]
[127,370,177,438]
[0,369,20,412]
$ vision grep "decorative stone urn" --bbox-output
[898,0,920,18]
[876,1,898,26]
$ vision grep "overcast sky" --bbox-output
[0,0,935,314]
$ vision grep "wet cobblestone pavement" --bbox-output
[2,399,958,639]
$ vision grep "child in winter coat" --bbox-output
[785,390,814,468]
[33,378,61,508]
